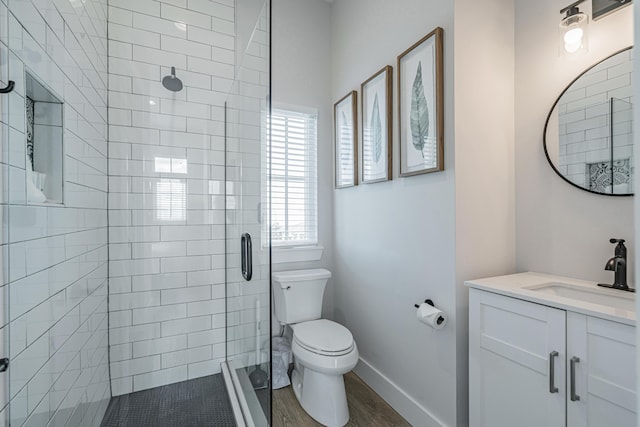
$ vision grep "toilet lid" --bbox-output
[294,319,354,354]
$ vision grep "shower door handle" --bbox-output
[0,81,15,94]
[241,233,253,281]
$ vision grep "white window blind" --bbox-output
[156,179,186,221]
[269,108,318,246]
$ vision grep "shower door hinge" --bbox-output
[0,358,9,372]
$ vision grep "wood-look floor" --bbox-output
[273,372,411,427]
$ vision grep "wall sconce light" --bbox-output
[559,0,589,56]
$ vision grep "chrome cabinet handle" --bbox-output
[570,356,580,401]
[549,351,559,393]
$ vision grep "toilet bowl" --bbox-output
[272,269,358,427]
[291,319,358,426]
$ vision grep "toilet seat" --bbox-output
[294,338,354,357]
[293,319,354,356]
[292,333,359,376]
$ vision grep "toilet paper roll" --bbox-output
[416,303,447,330]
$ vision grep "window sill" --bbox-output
[272,245,324,264]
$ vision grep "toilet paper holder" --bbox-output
[414,299,447,328]
[413,299,435,309]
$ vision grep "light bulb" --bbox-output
[564,27,583,53]
[558,6,588,57]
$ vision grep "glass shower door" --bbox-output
[223,1,271,425]
[610,97,633,194]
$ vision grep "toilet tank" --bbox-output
[272,269,331,324]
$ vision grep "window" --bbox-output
[269,107,318,246]
[156,179,186,221]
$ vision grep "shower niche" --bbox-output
[25,71,64,204]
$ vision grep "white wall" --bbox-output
[106,0,234,395]
[0,0,111,425]
[324,2,634,426]
[271,0,333,335]
[634,1,639,416]
[515,0,635,285]
[235,0,264,71]
[224,7,271,372]
[453,0,516,425]
[331,0,457,425]
[319,2,635,426]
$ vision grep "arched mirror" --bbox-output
[544,47,634,196]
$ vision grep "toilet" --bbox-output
[272,269,358,427]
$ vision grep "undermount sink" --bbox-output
[524,282,636,311]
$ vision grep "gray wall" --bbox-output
[453,0,517,425]
[271,0,333,335]
[330,0,457,425]
[274,1,635,425]
[515,0,634,284]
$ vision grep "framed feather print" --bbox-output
[361,66,392,184]
[398,27,444,177]
[334,91,358,188]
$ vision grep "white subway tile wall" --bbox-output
[1,0,110,426]
[224,9,270,371]
[107,0,236,395]
[558,50,634,189]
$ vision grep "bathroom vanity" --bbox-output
[467,273,636,427]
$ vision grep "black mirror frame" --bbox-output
[543,46,634,197]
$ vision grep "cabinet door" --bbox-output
[469,289,566,427]
[567,313,636,427]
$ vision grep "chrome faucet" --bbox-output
[598,239,634,292]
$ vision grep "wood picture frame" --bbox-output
[397,27,444,177]
[334,91,358,188]
[360,66,393,184]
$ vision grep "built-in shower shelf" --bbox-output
[25,71,64,205]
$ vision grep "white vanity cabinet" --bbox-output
[469,288,636,427]
[469,289,566,427]
[566,312,636,426]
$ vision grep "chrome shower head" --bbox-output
[162,67,183,92]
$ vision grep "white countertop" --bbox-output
[465,272,636,326]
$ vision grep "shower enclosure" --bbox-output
[223,1,272,425]
[0,0,271,425]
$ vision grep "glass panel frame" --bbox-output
[224,1,271,425]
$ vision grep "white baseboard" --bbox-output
[353,357,445,427]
